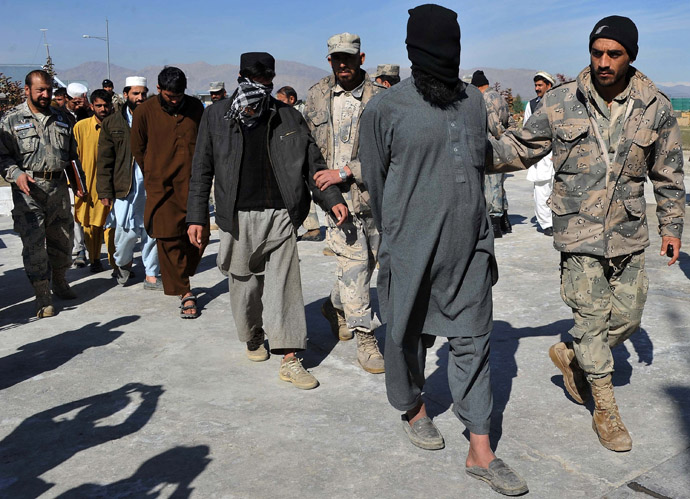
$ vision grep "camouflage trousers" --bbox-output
[560,251,648,380]
[11,179,74,283]
[326,212,381,332]
[484,173,508,217]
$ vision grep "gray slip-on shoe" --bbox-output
[143,277,163,291]
[401,415,445,450]
[466,458,528,496]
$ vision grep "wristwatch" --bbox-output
[338,168,348,181]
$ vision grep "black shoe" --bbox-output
[491,216,503,239]
[90,260,104,273]
[543,227,554,237]
[500,212,512,233]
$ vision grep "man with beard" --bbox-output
[524,71,556,236]
[187,52,347,389]
[470,69,515,238]
[0,70,86,317]
[73,89,115,273]
[63,83,92,125]
[97,76,161,290]
[304,32,385,374]
[491,16,685,452]
[131,67,206,316]
[209,81,227,103]
[360,5,528,496]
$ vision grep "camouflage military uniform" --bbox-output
[304,72,382,331]
[0,102,81,283]
[491,66,685,379]
[482,88,514,217]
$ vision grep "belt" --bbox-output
[31,170,64,180]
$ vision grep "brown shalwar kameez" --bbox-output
[130,95,207,296]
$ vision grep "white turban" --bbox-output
[66,82,88,98]
[125,76,147,88]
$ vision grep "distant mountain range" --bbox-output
[56,61,690,101]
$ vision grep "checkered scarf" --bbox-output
[225,77,274,128]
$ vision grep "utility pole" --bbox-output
[83,19,111,80]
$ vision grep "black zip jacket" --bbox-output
[186,98,344,230]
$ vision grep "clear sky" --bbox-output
[1,0,689,85]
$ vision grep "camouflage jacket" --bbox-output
[490,66,685,258]
[0,101,83,184]
[483,88,515,140]
[304,72,381,215]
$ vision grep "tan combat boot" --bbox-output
[33,279,55,318]
[590,375,632,452]
[321,298,353,341]
[549,341,590,404]
[356,330,385,374]
[52,267,77,299]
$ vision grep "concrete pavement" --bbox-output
[0,169,688,498]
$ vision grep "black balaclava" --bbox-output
[406,4,460,86]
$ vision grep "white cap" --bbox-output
[125,76,147,88]
[66,82,88,98]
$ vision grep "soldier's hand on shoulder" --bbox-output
[15,173,35,196]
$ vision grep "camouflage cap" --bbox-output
[374,64,400,78]
[209,81,225,92]
[327,33,360,56]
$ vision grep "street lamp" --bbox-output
[83,18,110,80]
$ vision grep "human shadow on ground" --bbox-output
[677,251,690,281]
[0,267,35,322]
[609,328,654,388]
[55,444,211,498]
[194,279,228,315]
[0,315,137,391]
[301,288,383,369]
[0,383,163,498]
[507,213,527,228]
[665,386,690,455]
[423,319,571,450]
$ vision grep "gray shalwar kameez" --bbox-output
[360,78,498,434]
[218,209,307,352]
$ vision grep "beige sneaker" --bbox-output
[279,356,319,390]
[321,298,352,341]
[356,330,385,374]
[246,328,269,362]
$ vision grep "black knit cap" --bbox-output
[406,4,460,86]
[589,16,638,61]
[470,70,489,87]
[240,52,276,72]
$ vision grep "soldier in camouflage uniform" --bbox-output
[304,32,385,374]
[373,64,400,88]
[491,16,685,452]
[0,70,86,317]
[471,70,515,238]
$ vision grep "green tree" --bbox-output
[512,93,525,114]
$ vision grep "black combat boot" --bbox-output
[500,212,512,233]
[491,216,503,238]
